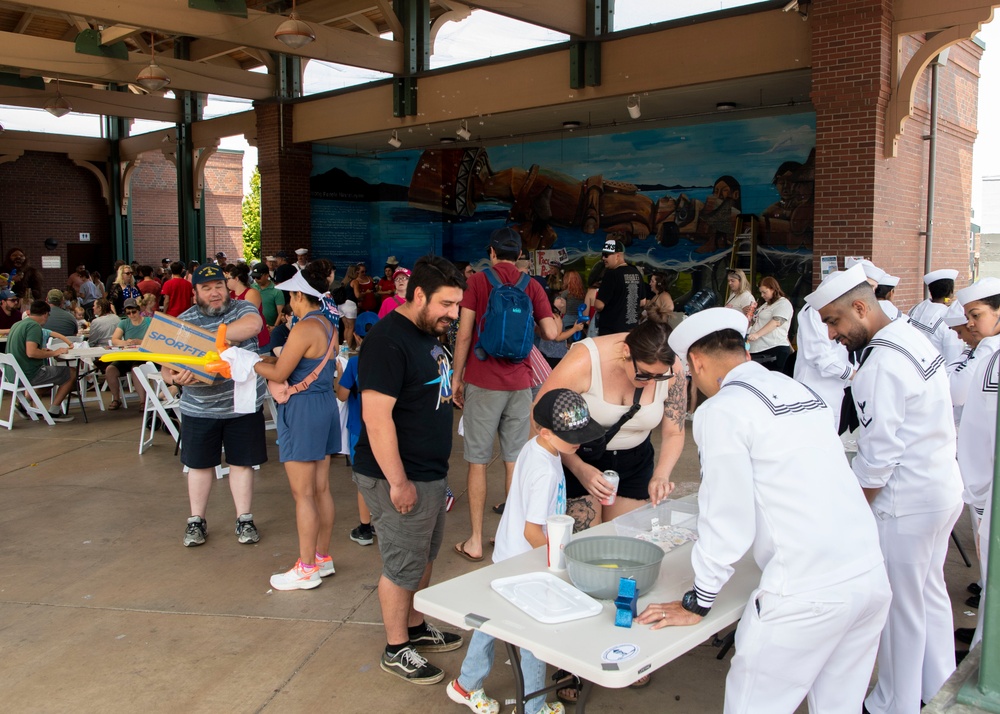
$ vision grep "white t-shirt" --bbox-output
[726,291,754,313]
[493,437,566,564]
[749,297,793,353]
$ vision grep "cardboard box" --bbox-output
[140,313,221,385]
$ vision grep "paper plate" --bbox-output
[490,571,603,624]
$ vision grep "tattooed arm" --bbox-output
[649,357,686,504]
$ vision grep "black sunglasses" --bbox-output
[632,355,673,382]
[125,308,139,314]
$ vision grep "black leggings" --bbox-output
[564,434,654,500]
[750,345,791,373]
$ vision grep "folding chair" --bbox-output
[50,339,105,413]
[44,339,90,422]
[132,363,181,454]
[0,353,56,429]
[263,392,278,432]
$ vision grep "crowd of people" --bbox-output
[1,237,994,714]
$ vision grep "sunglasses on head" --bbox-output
[631,355,673,382]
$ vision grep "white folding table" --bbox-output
[415,517,761,713]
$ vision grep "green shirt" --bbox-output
[5,318,44,381]
[254,282,284,326]
[117,316,151,342]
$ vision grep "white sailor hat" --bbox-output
[275,270,324,299]
[295,248,309,256]
[879,273,900,288]
[943,300,967,328]
[955,277,1000,307]
[923,269,958,285]
[805,263,868,310]
[667,307,748,361]
[854,259,885,282]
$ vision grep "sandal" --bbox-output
[630,674,651,688]
[552,669,581,705]
[108,399,122,411]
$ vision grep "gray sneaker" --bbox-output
[379,646,444,685]
[235,513,259,544]
[47,411,73,423]
[184,516,207,547]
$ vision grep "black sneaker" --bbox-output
[379,646,444,685]
[956,627,975,645]
[47,410,73,423]
[968,582,983,596]
[966,594,981,609]
[235,513,260,544]
[409,622,463,653]
[184,516,207,547]
[350,523,374,546]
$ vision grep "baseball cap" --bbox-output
[47,289,64,303]
[355,312,378,339]
[0,289,16,300]
[215,251,227,259]
[275,250,290,259]
[251,264,269,278]
[533,389,606,445]
[192,264,227,285]
[122,298,139,309]
[162,258,171,264]
[602,238,625,255]
[392,267,411,280]
[488,226,522,255]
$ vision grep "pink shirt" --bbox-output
[378,294,406,319]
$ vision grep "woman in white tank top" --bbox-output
[534,315,687,531]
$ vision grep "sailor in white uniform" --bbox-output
[809,264,964,714]
[951,280,1000,427]
[637,308,890,714]
[944,301,977,426]
[908,269,967,367]
[875,273,904,321]
[793,299,854,429]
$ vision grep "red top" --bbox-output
[460,262,554,391]
[137,278,162,299]
[355,277,377,312]
[234,287,270,348]
[161,277,192,317]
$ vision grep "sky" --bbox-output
[0,0,997,222]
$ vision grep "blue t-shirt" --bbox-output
[339,355,362,459]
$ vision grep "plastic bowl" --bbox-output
[564,535,665,599]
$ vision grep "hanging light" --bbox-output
[45,78,72,118]
[274,0,315,49]
[387,130,402,149]
[456,120,472,141]
[136,33,171,92]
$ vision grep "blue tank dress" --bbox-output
[277,313,341,463]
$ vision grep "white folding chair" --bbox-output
[132,363,181,454]
[0,353,56,429]
[50,339,105,413]
[264,393,278,432]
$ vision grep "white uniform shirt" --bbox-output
[851,319,963,517]
[879,300,902,321]
[493,436,566,564]
[793,303,853,402]
[950,334,1000,426]
[690,361,884,608]
[956,348,1000,512]
[908,299,967,368]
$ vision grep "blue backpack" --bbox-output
[474,268,535,363]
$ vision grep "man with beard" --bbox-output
[352,255,468,685]
[160,265,267,548]
[808,264,964,714]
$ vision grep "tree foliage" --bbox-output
[242,166,261,261]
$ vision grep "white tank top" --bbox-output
[576,338,671,450]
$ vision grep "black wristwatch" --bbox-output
[681,589,711,617]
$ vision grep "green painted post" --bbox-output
[957,392,1000,710]
[174,38,205,265]
[104,88,131,264]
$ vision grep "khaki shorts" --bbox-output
[353,472,447,590]
[462,383,531,463]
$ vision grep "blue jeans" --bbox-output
[459,630,547,714]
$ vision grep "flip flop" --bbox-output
[454,542,484,562]
[553,670,581,705]
[492,502,505,515]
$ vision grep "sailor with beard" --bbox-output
[161,264,267,549]
[808,264,963,714]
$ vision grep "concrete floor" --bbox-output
[0,397,983,714]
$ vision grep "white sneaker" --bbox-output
[516,704,564,714]
[315,553,336,577]
[446,680,499,714]
[269,560,322,591]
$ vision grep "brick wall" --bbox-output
[811,0,981,310]
[0,150,110,296]
[256,101,311,259]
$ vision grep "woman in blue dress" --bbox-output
[254,263,341,591]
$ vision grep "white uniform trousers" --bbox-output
[865,504,963,714]
[973,495,991,649]
[724,565,891,714]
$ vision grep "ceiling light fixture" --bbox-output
[456,120,472,141]
[626,94,641,120]
[388,130,402,149]
[274,0,315,49]
[136,33,171,92]
[44,78,72,117]
[562,121,582,129]
[716,102,737,111]
[439,136,457,144]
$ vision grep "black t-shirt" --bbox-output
[596,264,646,335]
[352,309,455,482]
[273,263,297,302]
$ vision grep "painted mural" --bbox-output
[310,113,815,303]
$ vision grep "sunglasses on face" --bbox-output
[632,355,673,382]
[125,309,139,314]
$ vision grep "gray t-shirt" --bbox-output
[46,305,78,337]
[87,314,120,347]
[177,300,265,419]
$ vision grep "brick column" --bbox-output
[255,101,311,258]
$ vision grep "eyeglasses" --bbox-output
[123,271,132,275]
[632,355,673,382]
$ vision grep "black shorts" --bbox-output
[564,434,654,500]
[180,410,268,469]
